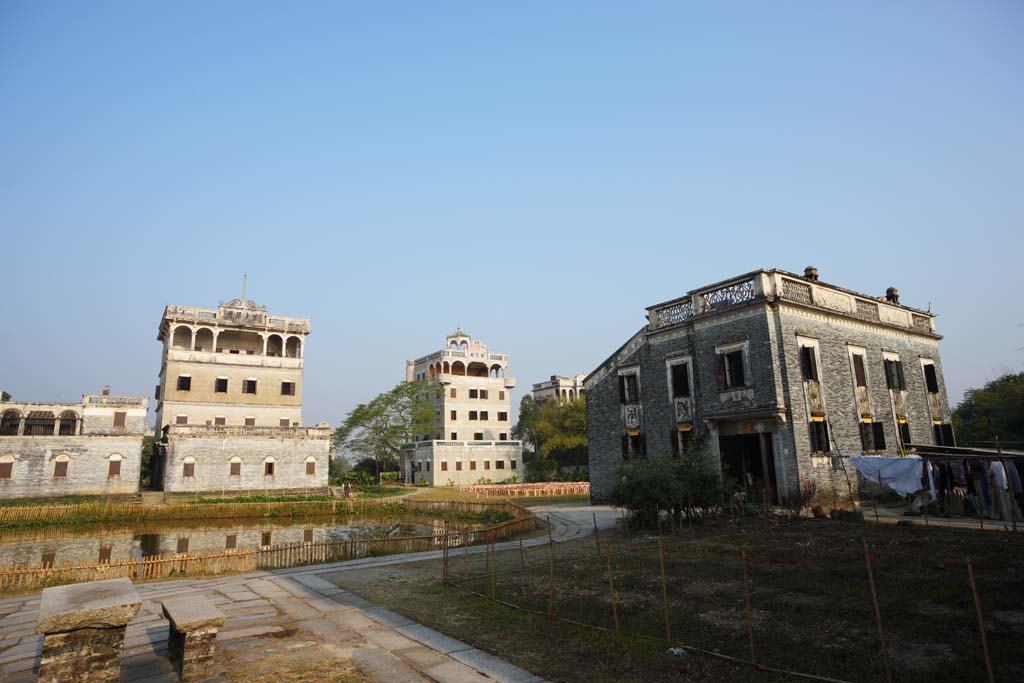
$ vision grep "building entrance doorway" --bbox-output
[719,433,779,506]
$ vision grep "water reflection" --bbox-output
[0,515,445,567]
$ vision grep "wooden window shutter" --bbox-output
[873,422,886,451]
[883,360,894,389]
[183,462,195,477]
[108,459,121,478]
[899,422,911,445]
[98,546,112,563]
[306,460,315,475]
[933,424,943,446]
[621,434,629,458]
[924,365,939,393]
[177,537,189,554]
[853,354,867,387]
[304,529,314,543]
[229,461,240,476]
[670,430,680,458]
[800,347,817,381]
[113,412,126,429]
[245,417,256,427]
[895,361,906,390]
[809,422,819,453]
[618,375,627,403]
[53,460,68,478]
[716,354,727,388]
[0,462,12,479]
[226,534,237,549]
[859,423,873,451]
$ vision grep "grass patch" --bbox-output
[354,486,407,499]
[324,517,1024,683]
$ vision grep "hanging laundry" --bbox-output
[849,456,924,497]
[991,462,1008,490]
[926,461,938,502]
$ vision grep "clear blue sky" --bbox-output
[2,2,1021,425]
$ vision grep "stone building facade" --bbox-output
[532,374,586,403]
[403,329,524,485]
[585,267,953,505]
[152,296,329,494]
[0,389,148,499]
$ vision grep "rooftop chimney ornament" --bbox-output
[885,287,900,305]
[803,266,819,282]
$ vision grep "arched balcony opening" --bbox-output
[561,389,568,401]
[171,326,193,350]
[569,389,576,400]
[0,410,21,436]
[58,411,79,436]
[217,329,263,355]
[489,364,504,379]
[25,411,56,436]
[442,361,450,374]
[459,341,468,351]
[194,328,215,352]
[467,362,488,378]
[428,365,436,380]
[285,336,302,359]
[449,341,459,350]
[266,334,284,357]
[451,361,466,376]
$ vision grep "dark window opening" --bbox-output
[0,462,11,479]
[480,390,488,399]
[107,459,121,478]
[499,433,507,441]
[215,416,226,426]
[281,381,295,396]
[113,411,126,430]
[177,376,191,391]
[859,422,887,452]
[306,460,316,475]
[264,461,275,476]
[229,461,241,476]
[243,379,257,394]
[226,534,237,549]
[469,389,478,399]
[898,421,912,445]
[98,546,112,564]
[469,411,478,420]
[496,461,505,470]
[474,432,484,440]
[245,417,256,427]
[923,364,939,394]
[800,346,819,381]
[215,378,229,393]
[621,433,647,459]
[480,411,489,420]
[53,459,69,478]
[176,415,188,425]
[450,432,457,440]
[511,460,517,470]
[852,354,868,387]
[304,529,314,543]
[884,359,906,391]
[176,537,189,554]
[41,551,56,568]
[183,462,195,478]
[470,460,476,471]
[671,363,690,398]
[261,531,272,547]
[809,421,830,454]
[618,373,639,404]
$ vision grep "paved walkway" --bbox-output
[0,503,619,683]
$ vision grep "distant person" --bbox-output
[342,481,351,499]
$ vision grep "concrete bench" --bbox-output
[36,578,141,683]
[161,596,225,681]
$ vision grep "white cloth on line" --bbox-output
[926,461,938,501]
[991,462,1008,490]
[849,455,924,497]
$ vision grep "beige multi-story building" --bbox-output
[154,298,308,430]
[152,296,330,494]
[403,329,524,485]
[532,374,586,403]
[0,387,148,499]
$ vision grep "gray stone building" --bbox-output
[532,374,586,403]
[152,295,330,494]
[585,267,953,505]
[0,388,148,500]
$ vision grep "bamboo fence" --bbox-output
[0,501,536,592]
[452,482,590,498]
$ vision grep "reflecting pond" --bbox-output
[0,514,450,567]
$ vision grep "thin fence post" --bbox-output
[604,544,619,635]
[657,541,671,647]
[547,534,555,621]
[862,540,893,683]
[442,521,448,585]
[622,509,630,539]
[967,558,996,683]
[740,550,757,670]
[489,534,496,604]
[593,512,601,555]
[463,529,469,583]
[874,473,882,525]
[518,525,525,571]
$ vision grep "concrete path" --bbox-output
[0,503,619,683]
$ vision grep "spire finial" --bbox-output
[242,273,247,302]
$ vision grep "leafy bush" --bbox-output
[610,453,736,527]
[380,471,400,483]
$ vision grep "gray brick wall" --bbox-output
[0,436,143,499]
[163,435,329,493]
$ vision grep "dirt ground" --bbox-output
[327,516,1024,683]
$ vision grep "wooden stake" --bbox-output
[518,525,525,571]
[547,536,555,621]
[593,512,601,555]
[463,531,469,583]
[967,557,996,683]
[862,540,893,683]
[740,550,756,669]
[873,473,882,525]
[489,535,496,603]
[604,544,619,635]
[442,521,448,585]
[622,508,630,538]
[657,541,671,647]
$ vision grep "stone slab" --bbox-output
[351,646,432,683]
[450,648,543,683]
[37,578,141,634]
[217,625,284,641]
[362,605,415,628]
[424,659,495,683]
[162,597,225,632]
[395,623,471,655]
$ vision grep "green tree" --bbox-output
[535,397,588,467]
[512,394,541,454]
[953,371,1024,447]
[333,380,439,481]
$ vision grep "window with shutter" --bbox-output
[98,546,112,563]
[895,361,906,390]
[280,418,289,427]
[481,411,488,420]
[215,378,228,393]
[499,391,505,400]
[716,354,727,388]
[53,460,68,478]
[229,461,241,476]
[441,461,448,471]
[450,388,457,398]
[940,424,955,446]
[671,430,680,458]
[177,537,189,554]
[873,422,886,451]
[215,416,226,426]
[496,460,505,469]
[0,462,11,479]
[860,423,873,452]
[281,381,295,396]
[113,412,127,430]
[800,346,818,381]
[41,551,56,568]
[671,363,690,398]
[469,389,478,399]
[107,459,121,478]
[176,415,188,425]
[933,424,943,446]
[243,379,257,394]
[923,364,939,393]
[245,417,256,427]
[470,460,476,470]
[726,351,745,387]
[852,354,867,387]
[474,432,483,440]
[469,411,477,421]
[264,461,275,476]
[481,390,488,399]
[225,534,237,549]
[455,461,462,471]
[898,422,911,445]
[183,462,195,478]
[177,376,191,391]
[809,422,830,454]
[621,434,630,458]
[626,374,638,402]
[306,460,315,475]
[304,529,314,543]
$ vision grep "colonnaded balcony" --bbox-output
[166,424,331,439]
